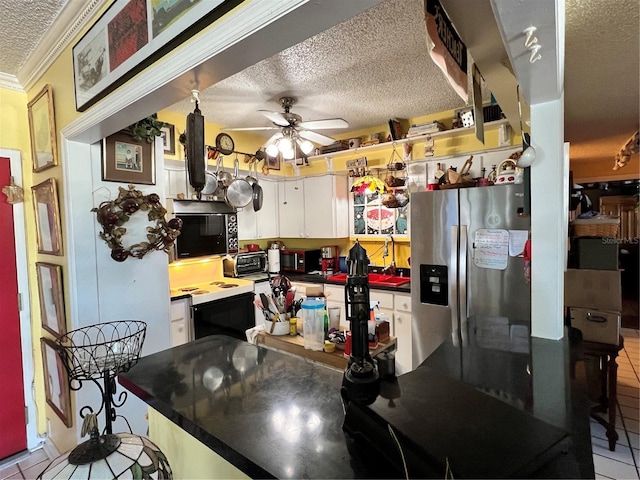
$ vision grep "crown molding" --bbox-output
[0,73,24,92]
[18,0,109,92]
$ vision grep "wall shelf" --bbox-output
[286,119,510,165]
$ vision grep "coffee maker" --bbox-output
[320,246,339,275]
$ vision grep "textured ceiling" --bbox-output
[0,0,67,75]
[170,0,467,138]
[1,0,638,168]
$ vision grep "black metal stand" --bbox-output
[56,320,147,434]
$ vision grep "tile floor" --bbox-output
[1,329,638,479]
[592,327,640,480]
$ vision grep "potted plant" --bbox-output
[127,113,167,143]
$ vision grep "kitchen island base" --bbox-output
[148,408,248,480]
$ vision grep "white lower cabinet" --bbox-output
[323,285,347,330]
[369,289,394,333]
[393,293,412,374]
[170,297,192,346]
[253,280,272,327]
[324,285,412,374]
[290,281,322,302]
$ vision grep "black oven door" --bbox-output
[192,292,254,340]
[176,214,227,258]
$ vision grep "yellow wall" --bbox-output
[158,108,284,177]
[0,88,30,151]
[148,408,249,479]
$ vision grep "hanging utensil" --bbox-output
[225,156,253,208]
[252,160,263,211]
[212,155,226,198]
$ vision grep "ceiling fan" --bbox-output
[224,96,349,158]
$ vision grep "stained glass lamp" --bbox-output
[38,415,172,479]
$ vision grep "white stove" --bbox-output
[174,277,254,305]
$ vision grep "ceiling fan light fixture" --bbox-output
[282,148,295,160]
[279,137,293,152]
[298,139,314,155]
[266,143,279,157]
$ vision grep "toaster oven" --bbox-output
[223,251,267,277]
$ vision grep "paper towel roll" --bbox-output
[268,248,280,274]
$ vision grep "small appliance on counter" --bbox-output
[321,245,339,276]
[223,251,267,278]
[268,244,280,274]
[280,249,322,273]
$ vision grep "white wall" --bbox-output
[64,137,171,439]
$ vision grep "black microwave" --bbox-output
[172,200,238,258]
[280,249,322,273]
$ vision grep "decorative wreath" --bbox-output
[92,185,182,262]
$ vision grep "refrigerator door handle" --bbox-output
[450,225,459,346]
[460,225,468,345]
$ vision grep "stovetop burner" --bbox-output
[209,281,239,288]
[180,287,198,292]
[191,289,210,295]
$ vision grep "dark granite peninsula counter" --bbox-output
[119,328,593,479]
[119,335,394,479]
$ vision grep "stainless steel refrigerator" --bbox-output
[410,184,531,368]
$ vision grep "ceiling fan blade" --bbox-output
[298,129,336,146]
[223,126,280,131]
[262,132,284,148]
[298,118,349,130]
[258,110,290,126]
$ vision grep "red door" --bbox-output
[0,156,27,459]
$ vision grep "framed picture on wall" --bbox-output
[41,337,72,428]
[32,178,63,256]
[27,84,58,172]
[267,154,281,171]
[102,130,155,184]
[36,262,66,337]
[160,123,176,155]
[72,0,241,111]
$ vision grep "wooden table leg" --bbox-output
[606,352,619,451]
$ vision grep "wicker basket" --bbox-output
[571,216,620,237]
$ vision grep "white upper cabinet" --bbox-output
[238,179,279,240]
[303,175,349,239]
[278,175,349,239]
[278,179,305,238]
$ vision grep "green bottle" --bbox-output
[323,309,329,340]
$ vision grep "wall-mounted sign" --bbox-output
[425,0,468,101]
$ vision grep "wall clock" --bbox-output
[215,133,235,155]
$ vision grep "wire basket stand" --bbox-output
[56,320,147,435]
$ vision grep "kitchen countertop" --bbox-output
[285,272,412,294]
[119,327,593,478]
[255,331,397,370]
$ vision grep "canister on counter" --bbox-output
[289,316,298,336]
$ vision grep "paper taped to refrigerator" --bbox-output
[473,229,509,270]
[508,230,529,257]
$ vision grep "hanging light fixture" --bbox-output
[265,126,316,160]
[38,414,172,479]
